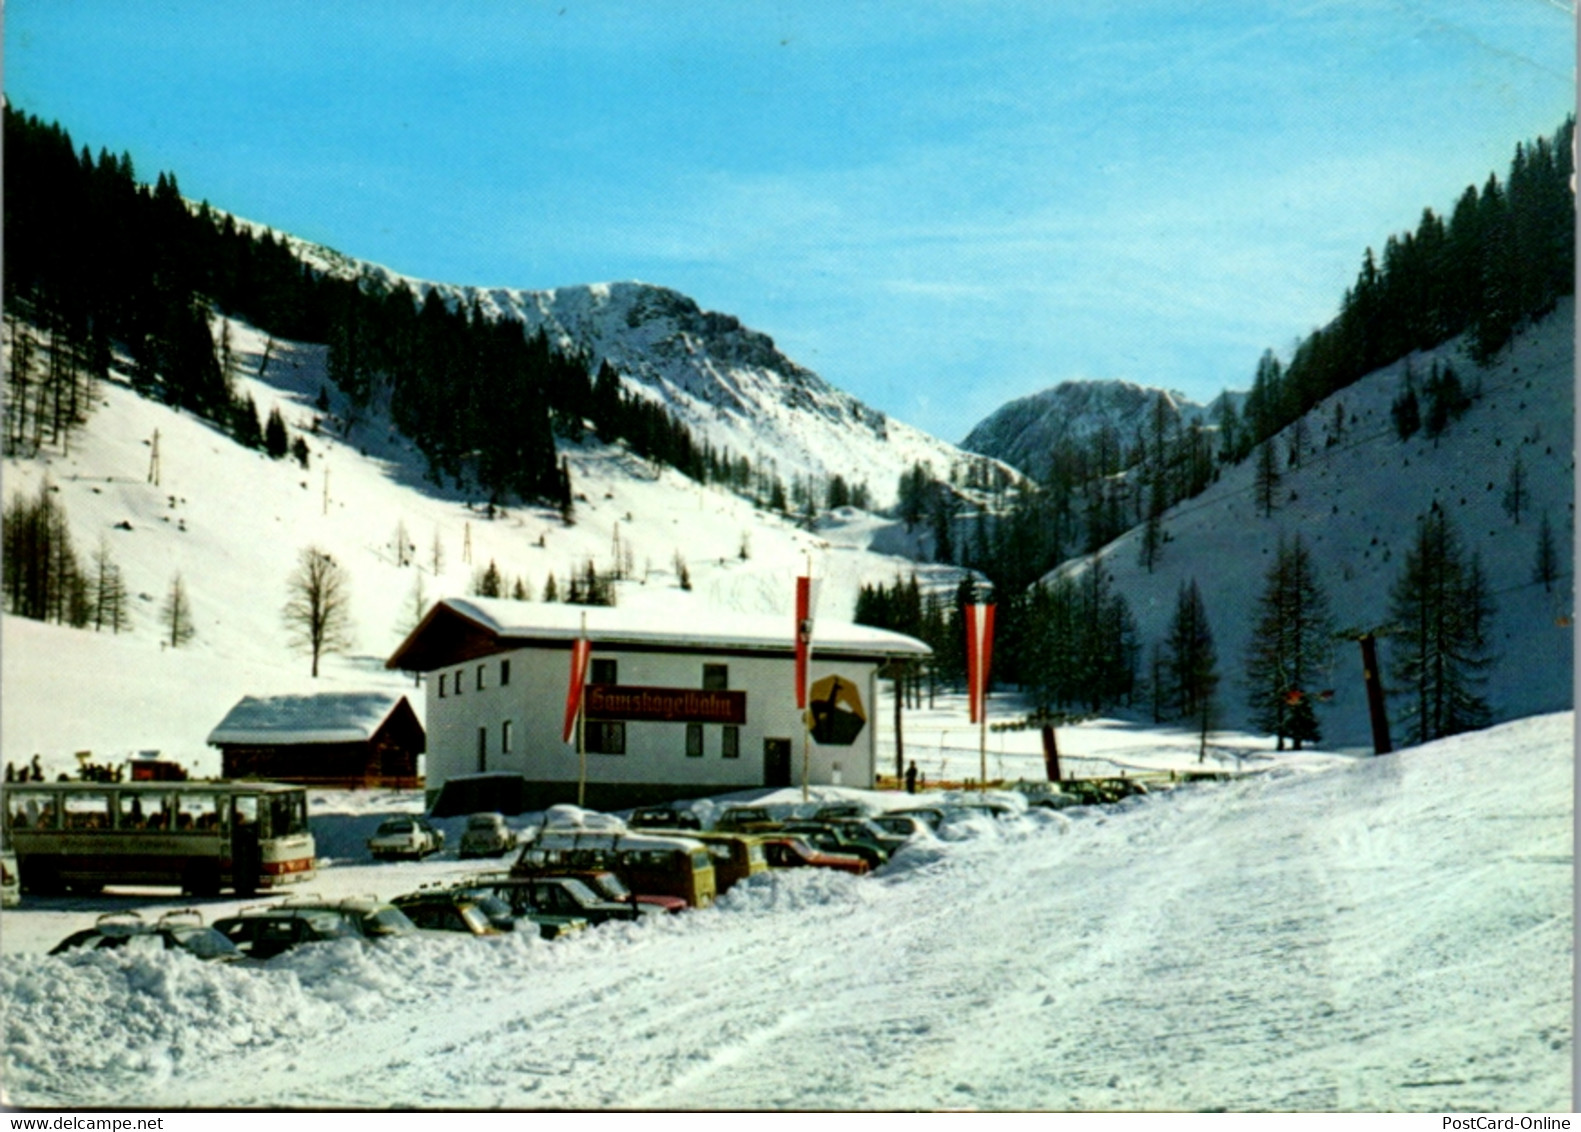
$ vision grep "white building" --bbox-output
[386,597,931,810]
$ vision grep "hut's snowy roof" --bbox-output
[207,691,412,746]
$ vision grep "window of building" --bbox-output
[586,721,625,755]
[477,726,487,772]
[703,663,729,690]
[500,659,511,686]
[476,665,486,691]
[686,723,704,758]
[438,673,447,698]
[722,726,740,759]
[455,669,464,695]
[501,719,513,753]
[591,658,618,686]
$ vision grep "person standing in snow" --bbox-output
[905,760,918,794]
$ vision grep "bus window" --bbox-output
[63,792,111,831]
[5,792,54,831]
[234,794,259,830]
[268,794,306,837]
[176,793,220,832]
[117,792,174,830]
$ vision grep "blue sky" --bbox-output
[5,1,1575,441]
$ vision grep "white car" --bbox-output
[458,812,516,859]
[367,816,445,861]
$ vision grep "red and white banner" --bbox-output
[965,602,995,724]
[794,575,820,708]
[563,635,593,743]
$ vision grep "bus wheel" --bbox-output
[186,864,221,898]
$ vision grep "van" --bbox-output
[685,831,768,895]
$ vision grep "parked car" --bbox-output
[478,874,652,927]
[817,816,910,857]
[713,805,781,833]
[811,802,878,821]
[458,812,516,859]
[869,813,931,840]
[940,799,1018,822]
[758,836,870,876]
[778,821,888,869]
[391,888,509,936]
[367,816,446,860]
[628,806,703,831]
[888,807,946,832]
[448,874,597,938]
[51,909,241,962]
[561,869,689,915]
[214,896,418,959]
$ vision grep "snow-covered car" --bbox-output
[759,836,870,876]
[778,821,888,869]
[50,909,241,962]
[868,813,931,840]
[479,874,652,927]
[214,897,418,959]
[442,875,595,939]
[392,888,510,936]
[458,812,516,859]
[713,805,780,833]
[628,805,703,831]
[367,815,446,860]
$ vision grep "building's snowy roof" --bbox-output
[207,692,413,746]
[388,596,931,672]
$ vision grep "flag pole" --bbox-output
[577,612,587,807]
[801,555,812,803]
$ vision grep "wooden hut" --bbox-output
[207,692,425,789]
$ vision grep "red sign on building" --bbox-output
[584,685,748,725]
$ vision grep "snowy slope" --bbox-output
[1,711,1568,1111]
[1047,300,1576,749]
[0,315,965,779]
[961,378,1213,480]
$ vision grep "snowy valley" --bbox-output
[0,220,1574,1113]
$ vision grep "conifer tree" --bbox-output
[1254,441,1280,518]
[1502,451,1528,524]
[1162,578,1219,758]
[1388,508,1493,744]
[1244,533,1334,749]
[1534,511,1559,592]
[264,406,289,459]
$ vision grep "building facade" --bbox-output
[386,597,930,811]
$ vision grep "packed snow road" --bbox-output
[2,713,1570,1111]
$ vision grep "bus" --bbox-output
[511,827,716,909]
[2,780,316,897]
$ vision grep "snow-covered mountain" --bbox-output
[270,224,1008,508]
[1049,299,1575,749]
[960,378,1216,480]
